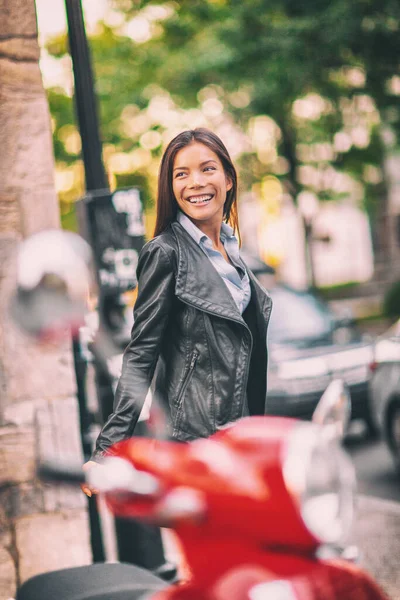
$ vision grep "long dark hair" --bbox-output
[153,128,240,239]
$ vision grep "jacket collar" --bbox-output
[171,221,272,324]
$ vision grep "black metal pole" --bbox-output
[64,0,107,564]
[64,0,108,192]
[303,218,316,290]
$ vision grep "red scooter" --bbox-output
[18,380,389,600]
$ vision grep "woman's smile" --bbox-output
[185,193,214,205]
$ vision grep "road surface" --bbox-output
[345,423,400,502]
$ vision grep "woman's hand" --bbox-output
[81,460,99,497]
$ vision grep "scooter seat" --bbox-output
[16,562,167,600]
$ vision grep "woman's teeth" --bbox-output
[187,195,213,204]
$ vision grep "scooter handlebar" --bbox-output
[38,458,86,485]
[37,456,161,498]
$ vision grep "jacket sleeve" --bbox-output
[91,240,175,461]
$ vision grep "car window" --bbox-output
[268,286,333,344]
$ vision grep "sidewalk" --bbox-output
[352,495,400,599]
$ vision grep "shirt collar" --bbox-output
[177,210,207,245]
[220,220,235,242]
[177,210,236,246]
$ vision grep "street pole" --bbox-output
[64,0,107,563]
[64,0,108,192]
[303,217,316,290]
[298,194,319,291]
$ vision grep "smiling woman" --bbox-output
[83,129,273,570]
[85,126,273,472]
[171,144,232,231]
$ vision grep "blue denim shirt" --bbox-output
[177,210,251,314]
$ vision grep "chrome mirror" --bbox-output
[312,379,351,439]
[10,229,93,341]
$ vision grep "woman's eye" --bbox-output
[204,166,216,172]
[175,172,186,178]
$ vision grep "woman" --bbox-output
[86,127,272,468]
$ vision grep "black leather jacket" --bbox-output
[92,221,272,459]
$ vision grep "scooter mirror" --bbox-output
[312,379,351,439]
[10,229,93,341]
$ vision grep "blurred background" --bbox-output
[36,0,400,298]
[1,0,400,597]
[35,0,400,494]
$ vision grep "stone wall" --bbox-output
[0,1,91,597]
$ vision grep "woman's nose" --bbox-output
[188,172,205,187]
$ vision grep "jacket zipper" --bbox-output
[239,331,253,416]
[176,349,199,409]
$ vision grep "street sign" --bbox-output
[77,187,145,294]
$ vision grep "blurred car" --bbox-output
[368,320,400,474]
[249,258,376,434]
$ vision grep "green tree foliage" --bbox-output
[45,0,400,239]
[112,0,399,188]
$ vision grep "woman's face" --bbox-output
[172,142,232,227]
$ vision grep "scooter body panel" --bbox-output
[151,557,389,600]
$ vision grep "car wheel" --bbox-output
[362,396,381,439]
[363,411,381,440]
[388,402,400,475]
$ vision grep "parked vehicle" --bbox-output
[368,319,400,475]
[17,380,389,600]
[251,260,376,435]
